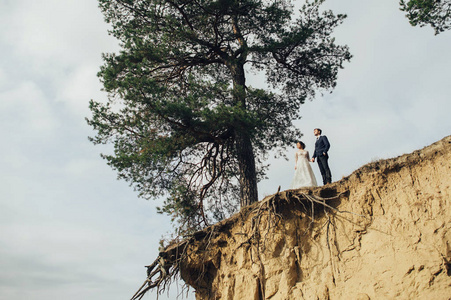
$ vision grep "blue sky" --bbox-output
[1,0,450,299]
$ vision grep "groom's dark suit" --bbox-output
[313,135,332,184]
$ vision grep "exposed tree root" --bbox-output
[131,239,189,300]
[131,186,363,299]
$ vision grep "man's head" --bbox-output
[314,128,322,136]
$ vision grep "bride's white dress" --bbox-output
[290,150,317,189]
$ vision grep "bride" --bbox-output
[290,141,317,189]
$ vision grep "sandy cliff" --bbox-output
[179,136,451,299]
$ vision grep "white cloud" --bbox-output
[0,0,116,66]
[0,80,58,135]
[56,64,105,115]
[0,0,186,298]
[0,0,117,118]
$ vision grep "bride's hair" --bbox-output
[297,141,306,149]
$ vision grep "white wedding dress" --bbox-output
[290,149,317,189]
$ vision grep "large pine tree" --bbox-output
[88,0,351,233]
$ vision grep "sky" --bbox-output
[0,0,449,299]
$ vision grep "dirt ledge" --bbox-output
[134,136,451,300]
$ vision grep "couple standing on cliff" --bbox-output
[290,128,332,189]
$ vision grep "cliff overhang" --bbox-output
[134,136,451,300]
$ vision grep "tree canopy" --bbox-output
[88,0,351,234]
[400,0,451,34]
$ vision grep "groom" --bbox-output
[311,128,332,185]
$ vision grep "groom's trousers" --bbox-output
[317,155,332,185]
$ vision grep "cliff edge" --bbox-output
[178,136,451,299]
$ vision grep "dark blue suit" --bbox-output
[313,135,332,184]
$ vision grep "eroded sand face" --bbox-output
[180,136,451,300]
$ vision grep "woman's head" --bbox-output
[297,141,305,149]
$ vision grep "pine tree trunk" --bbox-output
[230,63,259,207]
[235,129,259,207]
